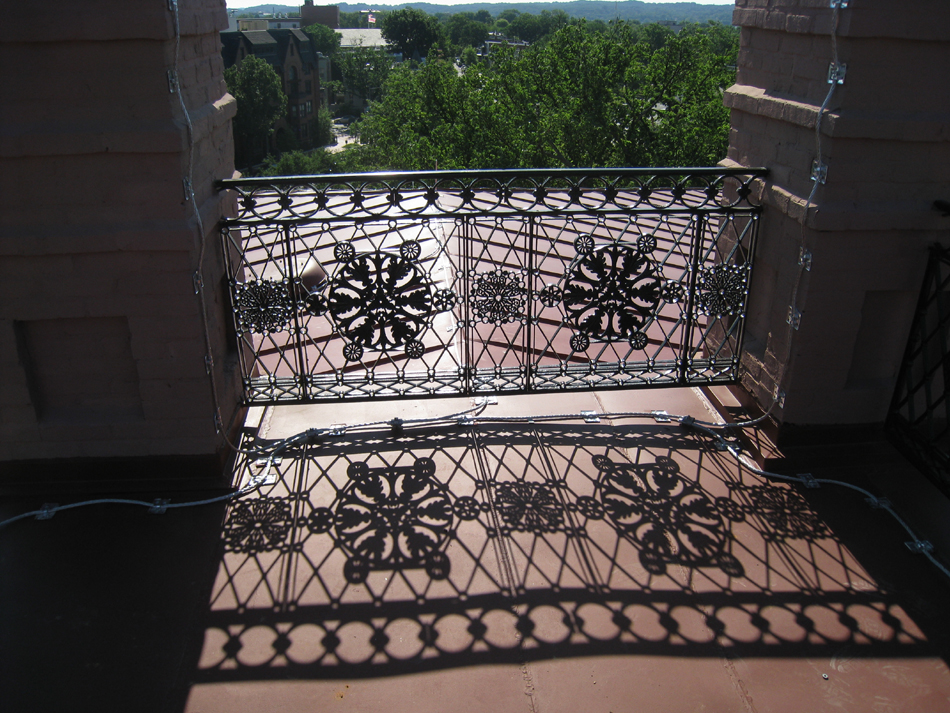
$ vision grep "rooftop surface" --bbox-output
[3,387,950,712]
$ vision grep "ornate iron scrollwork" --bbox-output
[697,264,748,317]
[233,279,296,335]
[595,455,744,577]
[561,236,661,349]
[314,241,456,361]
[308,457,454,583]
[471,269,526,325]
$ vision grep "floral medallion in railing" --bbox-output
[231,241,456,362]
[539,234,680,352]
[233,279,297,335]
[471,269,527,325]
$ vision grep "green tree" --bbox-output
[309,107,334,147]
[224,55,287,167]
[380,8,445,60]
[353,22,737,171]
[460,45,479,67]
[259,149,338,176]
[335,44,395,106]
[302,23,341,56]
[446,13,489,52]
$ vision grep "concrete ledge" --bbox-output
[733,0,950,41]
[726,84,950,141]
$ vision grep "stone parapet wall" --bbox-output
[727,0,950,428]
[0,0,240,472]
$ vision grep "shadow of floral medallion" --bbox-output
[308,457,455,583]
[595,455,744,577]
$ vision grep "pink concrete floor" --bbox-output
[3,388,950,713]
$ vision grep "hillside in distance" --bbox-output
[234,2,734,25]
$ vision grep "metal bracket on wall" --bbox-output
[827,62,847,85]
[787,307,802,330]
[798,249,812,271]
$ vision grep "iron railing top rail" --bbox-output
[217,167,769,224]
[217,166,770,188]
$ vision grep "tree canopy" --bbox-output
[302,22,341,56]
[354,22,738,171]
[224,55,287,167]
[380,8,446,60]
[335,44,395,105]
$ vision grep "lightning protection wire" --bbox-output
[3,401,949,583]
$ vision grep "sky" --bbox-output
[225,0,733,8]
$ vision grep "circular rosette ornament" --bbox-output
[325,242,456,360]
[697,264,749,317]
[233,279,295,335]
[471,269,526,325]
[563,239,662,348]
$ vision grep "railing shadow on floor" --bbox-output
[182,418,945,686]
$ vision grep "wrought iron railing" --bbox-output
[888,244,950,497]
[217,167,766,403]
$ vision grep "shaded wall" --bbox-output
[0,0,240,479]
[725,0,950,430]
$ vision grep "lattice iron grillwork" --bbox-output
[888,244,950,497]
[218,168,765,403]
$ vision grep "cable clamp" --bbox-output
[183,177,194,201]
[167,69,179,94]
[328,424,347,436]
[192,271,203,294]
[905,540,934,554]
[458,415,475,427]
[827,62,847,85]
[811,160,828,184]
[149,499,170,515]
[473,395,498,406]
[787,307,802,330]
[36,503,58,520]
[204,355,214,375]
[830,0,848,8]
[865,495,891,509]
[798,248,812,271]
[251,458,279,486]
[581,410,601,424]
[799,473,820,489]
[389,417,404,435]
[213,409,223,434]
[651,410,673,423]
[167,0,177,10]
[774,388,787,408]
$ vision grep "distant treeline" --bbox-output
[235,2,735,26]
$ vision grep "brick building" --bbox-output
[221,28,325,149]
